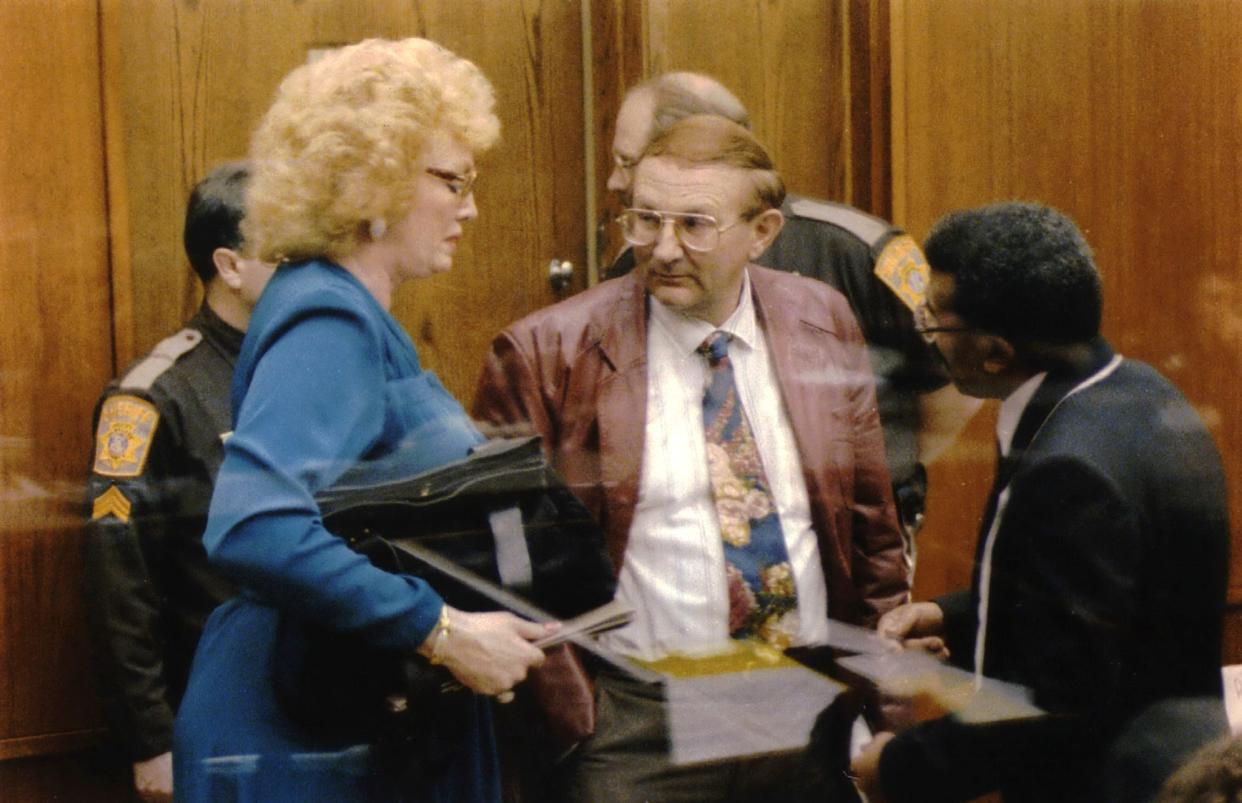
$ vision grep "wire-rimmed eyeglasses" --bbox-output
[615,208,743,253]
[913,302,974,342]
[425,167,478,197]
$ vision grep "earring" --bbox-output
[369,218,387,241]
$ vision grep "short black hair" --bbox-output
[183,162,250,284]
[924,201,1102,345]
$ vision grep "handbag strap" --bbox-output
[489,506,533,589]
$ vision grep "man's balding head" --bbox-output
[608,72,751,196]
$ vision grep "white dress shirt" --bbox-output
[601,272,830,660]
[972,370,1045,683]
[995,371,1047,458]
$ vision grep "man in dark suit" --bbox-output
[849,202,1229,802]
[475,115,908,801]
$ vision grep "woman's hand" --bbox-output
[877,601,949,659]
[422,607,557,697]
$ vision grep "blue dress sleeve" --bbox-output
[204,305,442,651]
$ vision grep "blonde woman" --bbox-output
[173,38,550,801]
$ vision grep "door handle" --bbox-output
[548,259,574,293]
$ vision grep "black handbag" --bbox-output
[272,436,616,783]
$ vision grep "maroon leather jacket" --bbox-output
[473,266,908,627]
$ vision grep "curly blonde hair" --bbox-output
[244,38,499,263]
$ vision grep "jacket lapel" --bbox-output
[978,338,1118,579]
[750,268,856,576]
[750,267,837,475]
[592,271,649,566]
[1005,337,1116,473]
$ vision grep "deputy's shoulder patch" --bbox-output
[91,485,133,522]
[874,234,930,312]
[92,394,160,478]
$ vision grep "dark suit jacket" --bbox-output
[473,265,909,627]
[880,338,1229,803]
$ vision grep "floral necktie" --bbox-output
[698,331,799,649]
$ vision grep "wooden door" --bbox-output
[0,0,587,770]
[101,0,586,401]
[0,0,115,761]
[890,0,1242,657]
[588,0,881,270]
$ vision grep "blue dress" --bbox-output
[173,260,497,801]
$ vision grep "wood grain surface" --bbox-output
[0,0,115,759]
[892,0,1242,655]
[6,1,1242,788]
[101,0,583,401]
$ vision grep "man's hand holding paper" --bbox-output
[877,601,950,660]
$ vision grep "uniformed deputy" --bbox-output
[83,162,273,802]
[604,72,981,575]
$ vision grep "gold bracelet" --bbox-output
[428,605,451,666]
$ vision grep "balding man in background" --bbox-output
[606,72,980,577]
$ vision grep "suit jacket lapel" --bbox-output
[750,267,836,473]
[1004,337,1117,477]
[593,271,649,566]
[977,338,1118,576]
[750,268,855,576]
[972,337,1118,663]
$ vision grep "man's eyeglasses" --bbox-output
[425,167,478,197]
[616,208,743,253]
[913,302,974,341]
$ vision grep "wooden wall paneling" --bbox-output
[891,0,1242,661]
[587,1,890,269]
[100,0,435,367]
[0,0,116,757]
[102,0,584,404]
[847,0,892,218]
[101,0,294,371]
[413,0,585,397]
[590,0,647,271]
[913,407,999,603]
[640,0,845,201]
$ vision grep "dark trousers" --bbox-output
[558,669,833,803]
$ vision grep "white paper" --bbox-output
[665,662,845,765]
[836,651,1042,724]
[1220,665,1242,735]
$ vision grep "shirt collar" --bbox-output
[649,269,756,356]
[996,371,1047,456]
[194,302,246,361]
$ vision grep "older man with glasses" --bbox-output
[602,72,982,586]
[474,114,907,801]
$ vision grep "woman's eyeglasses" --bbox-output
[425,167,478,197]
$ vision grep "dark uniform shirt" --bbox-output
[606,195,948,538]
[83,304,240,760]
